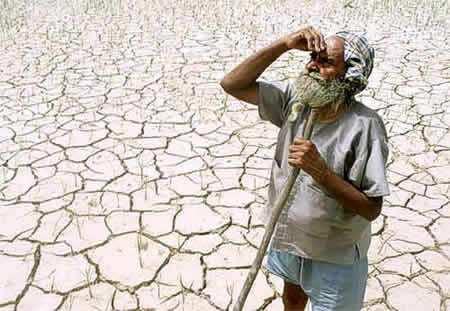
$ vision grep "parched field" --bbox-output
[0,0,449,310]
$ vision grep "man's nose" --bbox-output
[306,61,319,73]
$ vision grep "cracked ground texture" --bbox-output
[0,0,449,310]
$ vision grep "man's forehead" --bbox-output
[320,37,344,60]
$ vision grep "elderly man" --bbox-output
[220,26,390,311]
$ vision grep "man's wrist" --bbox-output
[277,35,291,53]
[314,166,333,185]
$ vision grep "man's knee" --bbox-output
[282,295,308,308]
[282,281,308,307]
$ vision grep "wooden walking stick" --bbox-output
[233,106,319,311]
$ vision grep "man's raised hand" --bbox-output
[283,26,327,53]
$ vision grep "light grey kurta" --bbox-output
[256,78,391,265]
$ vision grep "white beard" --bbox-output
[293,69,348,109]
[288,69,351,123]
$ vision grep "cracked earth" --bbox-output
[0,0,449,310]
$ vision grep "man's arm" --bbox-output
[316,168,382,221]
[220,38,288,105]
[288,138,382,221]
[220,27,326,105]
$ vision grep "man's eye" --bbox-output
[320,58,332,65]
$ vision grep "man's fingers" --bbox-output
[293,138,312,145]
[319,32,326,50]
[288,152,314,167]
[289,150,314,160]
[310,29,322,52]
[303,30,314,51]
[308,29,319,52]
[289,145,314,155]
[290,26,326,51]
[310,28,326,51]
[288,150,304,157]
[289,144,306,150]
[293,137,307,143]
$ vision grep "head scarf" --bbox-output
[333,31,375,96]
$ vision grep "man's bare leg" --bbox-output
[282,280,309,311]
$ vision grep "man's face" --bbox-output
[305,36,346,81]
[293,36,349,112]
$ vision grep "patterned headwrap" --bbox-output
[333,31,375,96]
